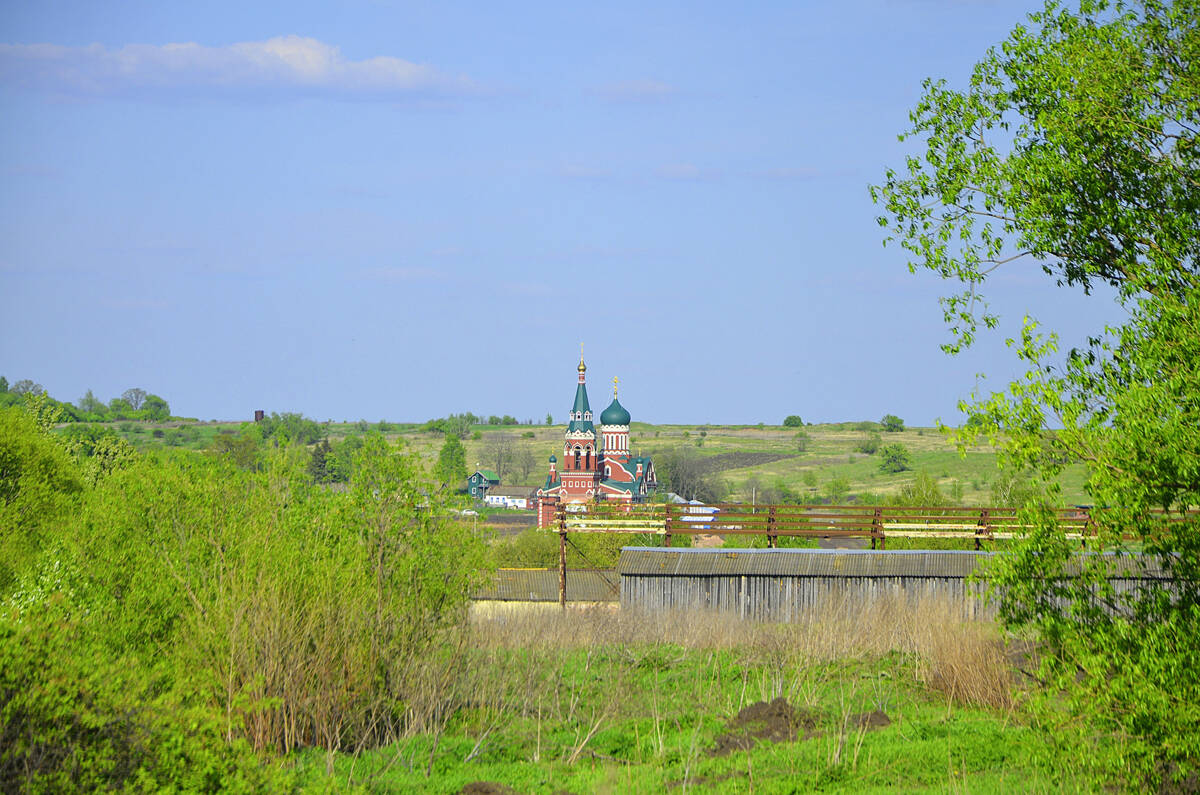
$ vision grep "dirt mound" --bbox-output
[459,783,519,795]
[710,697,819,756]
[852,710,892,730]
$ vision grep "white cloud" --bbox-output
[0,36,479,100]
[592,79,677,103]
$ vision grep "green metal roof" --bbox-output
[567,419,595,433]
[473,469,499,482]
[572,381,591,414]
[474,568,619,602]
[600,397,631,426]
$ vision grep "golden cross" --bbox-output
[613,375,619,397]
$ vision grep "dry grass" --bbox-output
[470,595,1016,710]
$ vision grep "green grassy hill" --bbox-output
[69,417,1090,507]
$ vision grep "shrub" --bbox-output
[825,475,851,503]
[783,415,804,427]
[0,408,83,594]
[878,443,911,473]
[0,609,287,792]
[880,414,905,432]
[887,472,944,506]
[40,439,486,757]
[855,432,882,455]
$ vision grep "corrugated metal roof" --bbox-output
[616,548,1169,579]
[475,568,619,602]
[485,486,535,497]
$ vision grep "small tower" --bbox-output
[560,345,599,503]
[600,376,631,460]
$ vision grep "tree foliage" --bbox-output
[256,411,322,445]
[855,432,883,455]
[782,415,804,427]
[656,446,724,503]
[121,388,147,411]
[873,0,1200,787]
[880,414,904,432]
[434,433,468,490]
[877,443,912,474]
[2,428,487,787]
[0,408,83,593]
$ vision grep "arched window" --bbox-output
[574,446,581,469]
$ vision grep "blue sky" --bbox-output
[0,1,1118,425]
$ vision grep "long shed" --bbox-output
[471,568,619,617]
[617,548,1169,621]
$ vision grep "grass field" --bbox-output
[67,417,1092,507]
[289,600,1077,793]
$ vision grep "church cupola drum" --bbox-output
[537,350,658,528]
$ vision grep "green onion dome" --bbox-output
[600,398,631,426]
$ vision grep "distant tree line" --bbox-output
[0,377,172,423]
[422,412,544,438]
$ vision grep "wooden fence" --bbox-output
[546,503,1197,607]
[554,503,1102,549]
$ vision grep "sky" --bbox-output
[0,0,1123,426]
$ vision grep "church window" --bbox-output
[574,447,581,469]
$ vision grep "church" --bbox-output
[536,352,657,527]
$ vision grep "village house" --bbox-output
[467,468,500,499]
[483,485,536,510]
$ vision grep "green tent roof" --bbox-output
[572,381,591,414]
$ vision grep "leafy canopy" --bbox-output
[873,0,1200,787]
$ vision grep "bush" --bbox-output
[878,443,911,473]
[855,432,882,455]
[887,472,944,506]
[494,528,686,569]
[0,609,286,792]
[880,414,905,432]
[0,408,83,594]
[783,415,804,427]
[258,412,322,445]
[7,437,488,765]
[825,475,851,503]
